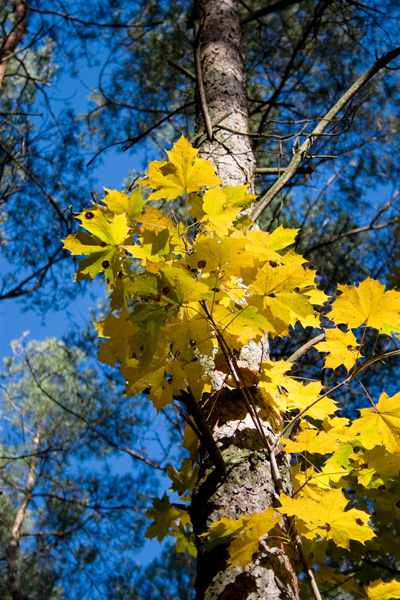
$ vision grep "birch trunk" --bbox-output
[190,1,301,598]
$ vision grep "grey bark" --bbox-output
[192,0,255,190]
[190,390,300,600]
[190,3,300,597]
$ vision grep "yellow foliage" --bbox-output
[63,138,400,594]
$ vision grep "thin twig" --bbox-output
[193,22,213,141]
[241,0,305,24]
[168,59,196,81]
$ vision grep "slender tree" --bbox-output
[0,334,176,599]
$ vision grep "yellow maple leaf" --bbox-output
[227,509,280,570]
[279,488,375,549]
[283,379,338,420]
[77,208,131,246]
[102,188,144,220]
[349,392,400,453]
[212,303,269,348]
[95,309,137,366]
[365,579,400,600]
[316,327,362,371]
[201,187,242,236]
[248,262,325,335]
[159,265,210,305]
[201,509,280,570]
[139,136,221,200]
[139,205,174,233]
[281,428,340,455]
[329,278,400,335]
[187,233,250,276]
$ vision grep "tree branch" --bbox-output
[241,0,306,25]
[251,47,400,221]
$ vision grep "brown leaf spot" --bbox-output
[102,260,110,269]
[197,260,206,269]
[84,211,95,219]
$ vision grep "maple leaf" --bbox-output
[95,309,137,366]
[281,428,340,455]
[200,186,242,236]
[349,392,400,453]
[139,136,221,200]
[63,210,132,282]
[145,494,188,542]
[201,508,279,567]
[279,488,375,549]
[167,458,200,496]
[138,205,174,233]
[212,303,269,347]
[364,579,400,600]
[329,278,400,335]
[187,233,250,276]
[316,328,362,371]
[200,516,247,550]
[159,265,210,305]
[102,188,144,220]
[282,379,338,420]
[76,208,131,245]
[171,523,197,557]
[248,262,326,335]
[226,509,280,570]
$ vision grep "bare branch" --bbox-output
[241,0,306,25]
[251,47,400,221]
[28,7,162,29]
[167,59,196,81]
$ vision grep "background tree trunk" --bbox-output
[190,1,300,597]
[0,0,27,90]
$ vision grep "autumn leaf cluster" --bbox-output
[64,137,400,600]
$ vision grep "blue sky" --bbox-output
[0,56,142,360]
[0,48,174,576]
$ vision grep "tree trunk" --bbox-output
[6,427,40,600]
[190,389,300,600]
[192,0,255,190]
[190,2,301,598]
[0,0,28,90]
